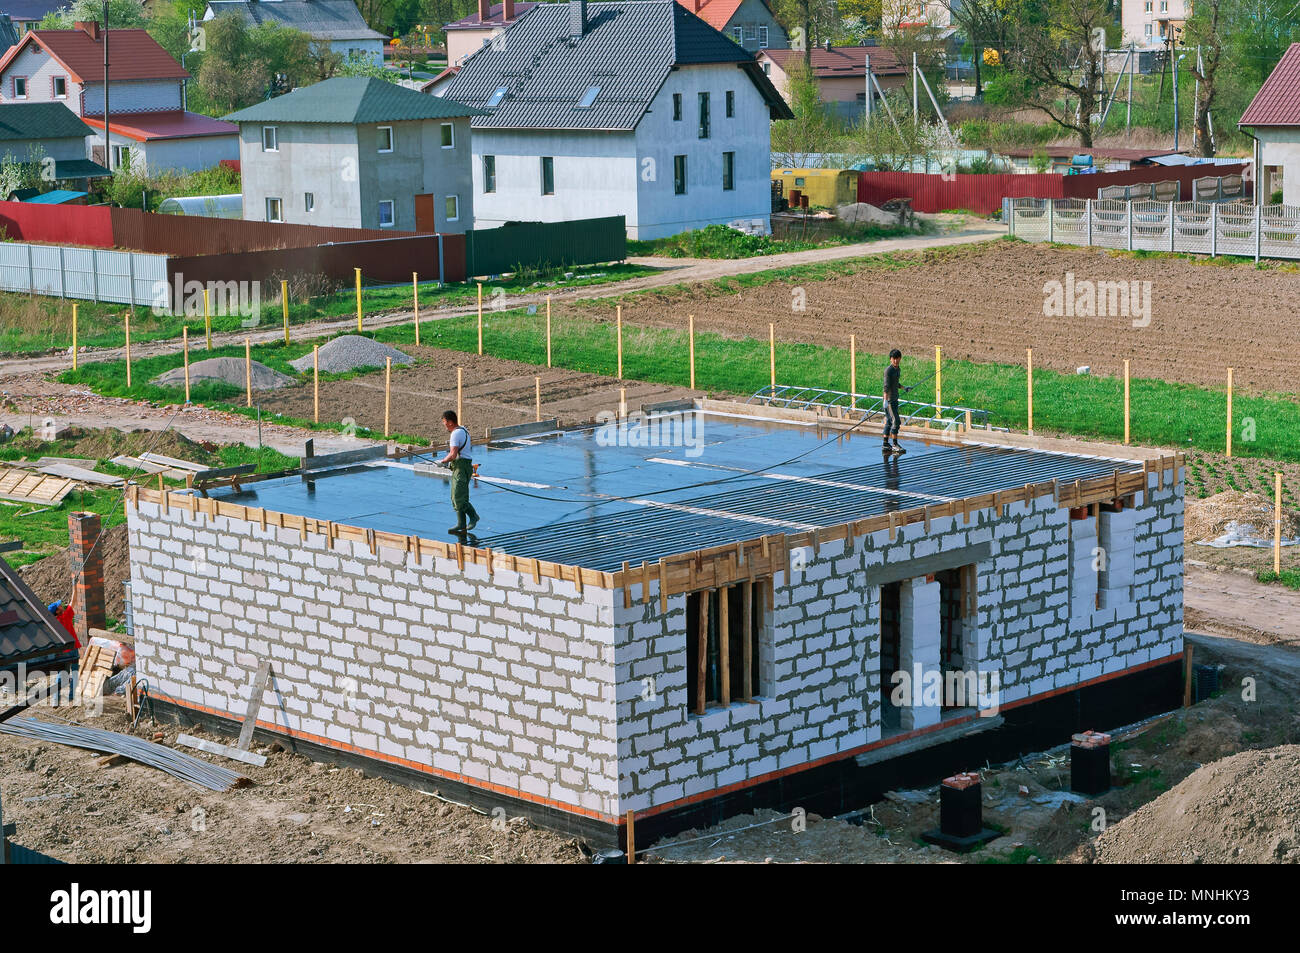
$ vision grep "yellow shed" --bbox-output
[772,168,860,208]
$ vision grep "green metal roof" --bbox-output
[53,158,112,179]
[0,101,94,141]
[224,76,488,125]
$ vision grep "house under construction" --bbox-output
[123,400,1185,845]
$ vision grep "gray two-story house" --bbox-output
[226,77,485,232]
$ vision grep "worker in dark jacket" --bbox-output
[437,410,479,535]
[882,349,912,455]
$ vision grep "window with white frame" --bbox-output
[111,144,131,169]
[378,126,393,152]
[732,25,742,43]
[483,154,496,193]
[262,126,278,152]
[440,123,454,148]
[266,196,283,222]
[12,77,27,99]
[445,194,459,221]
[304,192,314,212]
[378,199,395,227]
[759,25,769,48]
[53,76,67,99]
[541,156,554,195]
[1144,23,1153,36]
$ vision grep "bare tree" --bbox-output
[1013,0,1112,147]
[1182,0,1228,157]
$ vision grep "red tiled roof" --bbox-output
[761,45,906,77]
[81,111,237,142]
[1240,43,1300,127]
[420,66,460,92]
[445,1,538,29]
[674,0,744,32]
[0,28,189,84]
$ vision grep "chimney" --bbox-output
[75,20,100,40]
[477,0,490,22]
[693,0,702,12]
[502,0,515,20]
[69,512,105,641]
[569,0,587,39]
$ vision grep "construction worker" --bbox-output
[437,410,479,535]
[882,348,913,455]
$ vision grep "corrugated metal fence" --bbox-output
[1009,198,1300,262]
[0,242,167,305]
[465,216,626,277]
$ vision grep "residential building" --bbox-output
[203,0,388,66]
[226,76,483,231]
[1239,43,1300,206]
[437,0,792,240]
[0,21,238,173]
[444,0,539,66]
[1120,0,1190,48]
[0,100,110,184]
[673,0,787,52]
[0,1,66,36]
[882,0,953,31]
[758,45,907,123]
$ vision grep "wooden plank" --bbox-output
[193,463,257,482]
[718,584,730,707]
[236,661,272,751]
[299,446,387,472]
[36,463,122,486]
[695,589,708,715]
[139,452,207,472]
[177,733,268,768]
[622,561,632,609]
[741,580,753,702]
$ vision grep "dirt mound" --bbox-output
[152,358,293,391]
[1185,490,1300,543]
[289,336,413,375]
[4,427,212,465]
[18,522,130,621]
[1093,746,1300,863]
[836,202,914,228]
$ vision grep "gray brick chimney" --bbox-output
[569,0,587,39]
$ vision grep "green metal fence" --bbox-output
[464,216,627,276]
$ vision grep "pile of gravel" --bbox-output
[152,357,294,390]
[289,335,414,375]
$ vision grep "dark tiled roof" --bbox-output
[0,101,93,141]
[0,556,76,668]
[0,14,19,51]
[440,0,790,131]
[1240,43,1300,127]
[225,76,486,124]
[206,0,387,42]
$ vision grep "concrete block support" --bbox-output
[899,577,941,730]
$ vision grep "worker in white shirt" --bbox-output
[436,410,479,535]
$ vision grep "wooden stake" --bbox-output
[182,326,190,402]
[384,356,392,438]
[741,579,753,701]
[1226,367,1234,458]
[244,338,252,407]
[616,304,623,379]
[688,314,695,389]
[718,584,730,707]
[964,409,972,432]
[412,272,420,346]
[934,344,941,417]
[1123,358,1131,445]
[71,303,78,370]
[281,279,289,345]
[313,345,320,424]
[849,334,856,398]
[457,365,463,424]
[125,314,131,388]
[619,386,627,419]
[545,295,552,367]
[535,375,541,422]
[476,282,483,355]
[695,589,708,715]
[626,810,636,864]
[1183,643,1195,707]
[203,287,211,350]
[769,323,776,396]
[1275,471,1283,576]
[355,267,363,332]
[1026,347,1034,435]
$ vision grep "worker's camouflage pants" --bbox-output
[449,458,479,528]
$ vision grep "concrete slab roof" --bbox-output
[203,409,1145,572]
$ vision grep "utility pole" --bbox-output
[102,0,110,171]
[1126,43,1133,136]
[864,53,871,127]
[1173,49,1182,151]
[912,52,918,126]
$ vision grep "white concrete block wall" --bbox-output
[125,499,620,818]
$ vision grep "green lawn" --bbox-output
[628,222,926,259]
[0,263,658,356]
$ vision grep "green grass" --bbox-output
[0,263,659,356]
[628,222,924,259]
[1256,568,1300,590]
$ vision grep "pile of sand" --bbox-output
[152,357,293,390]
[289,335,413,375]
[1185,490,1300,543]
[836,202,914,228]
[1093,746,1300,863]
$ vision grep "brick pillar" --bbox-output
[69,512,105,640]
[899,576,941,731]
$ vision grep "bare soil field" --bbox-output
[255,344,697,443]
[586,241,1300,395]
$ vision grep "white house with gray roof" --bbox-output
[204,0,387,66]
[436,0,792,239]
[226,76,485,232]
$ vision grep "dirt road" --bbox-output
[1185,563,1300,646]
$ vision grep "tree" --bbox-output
[37,0,146,29]
[337,52,401,83]
[772,0,842,64]
[770,61,840,165]
[1182,0,1228,157]
[1012,0,1112,147]
[194,14,340,113]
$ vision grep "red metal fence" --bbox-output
[857,164,1251,215]
[0,202,115,247]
